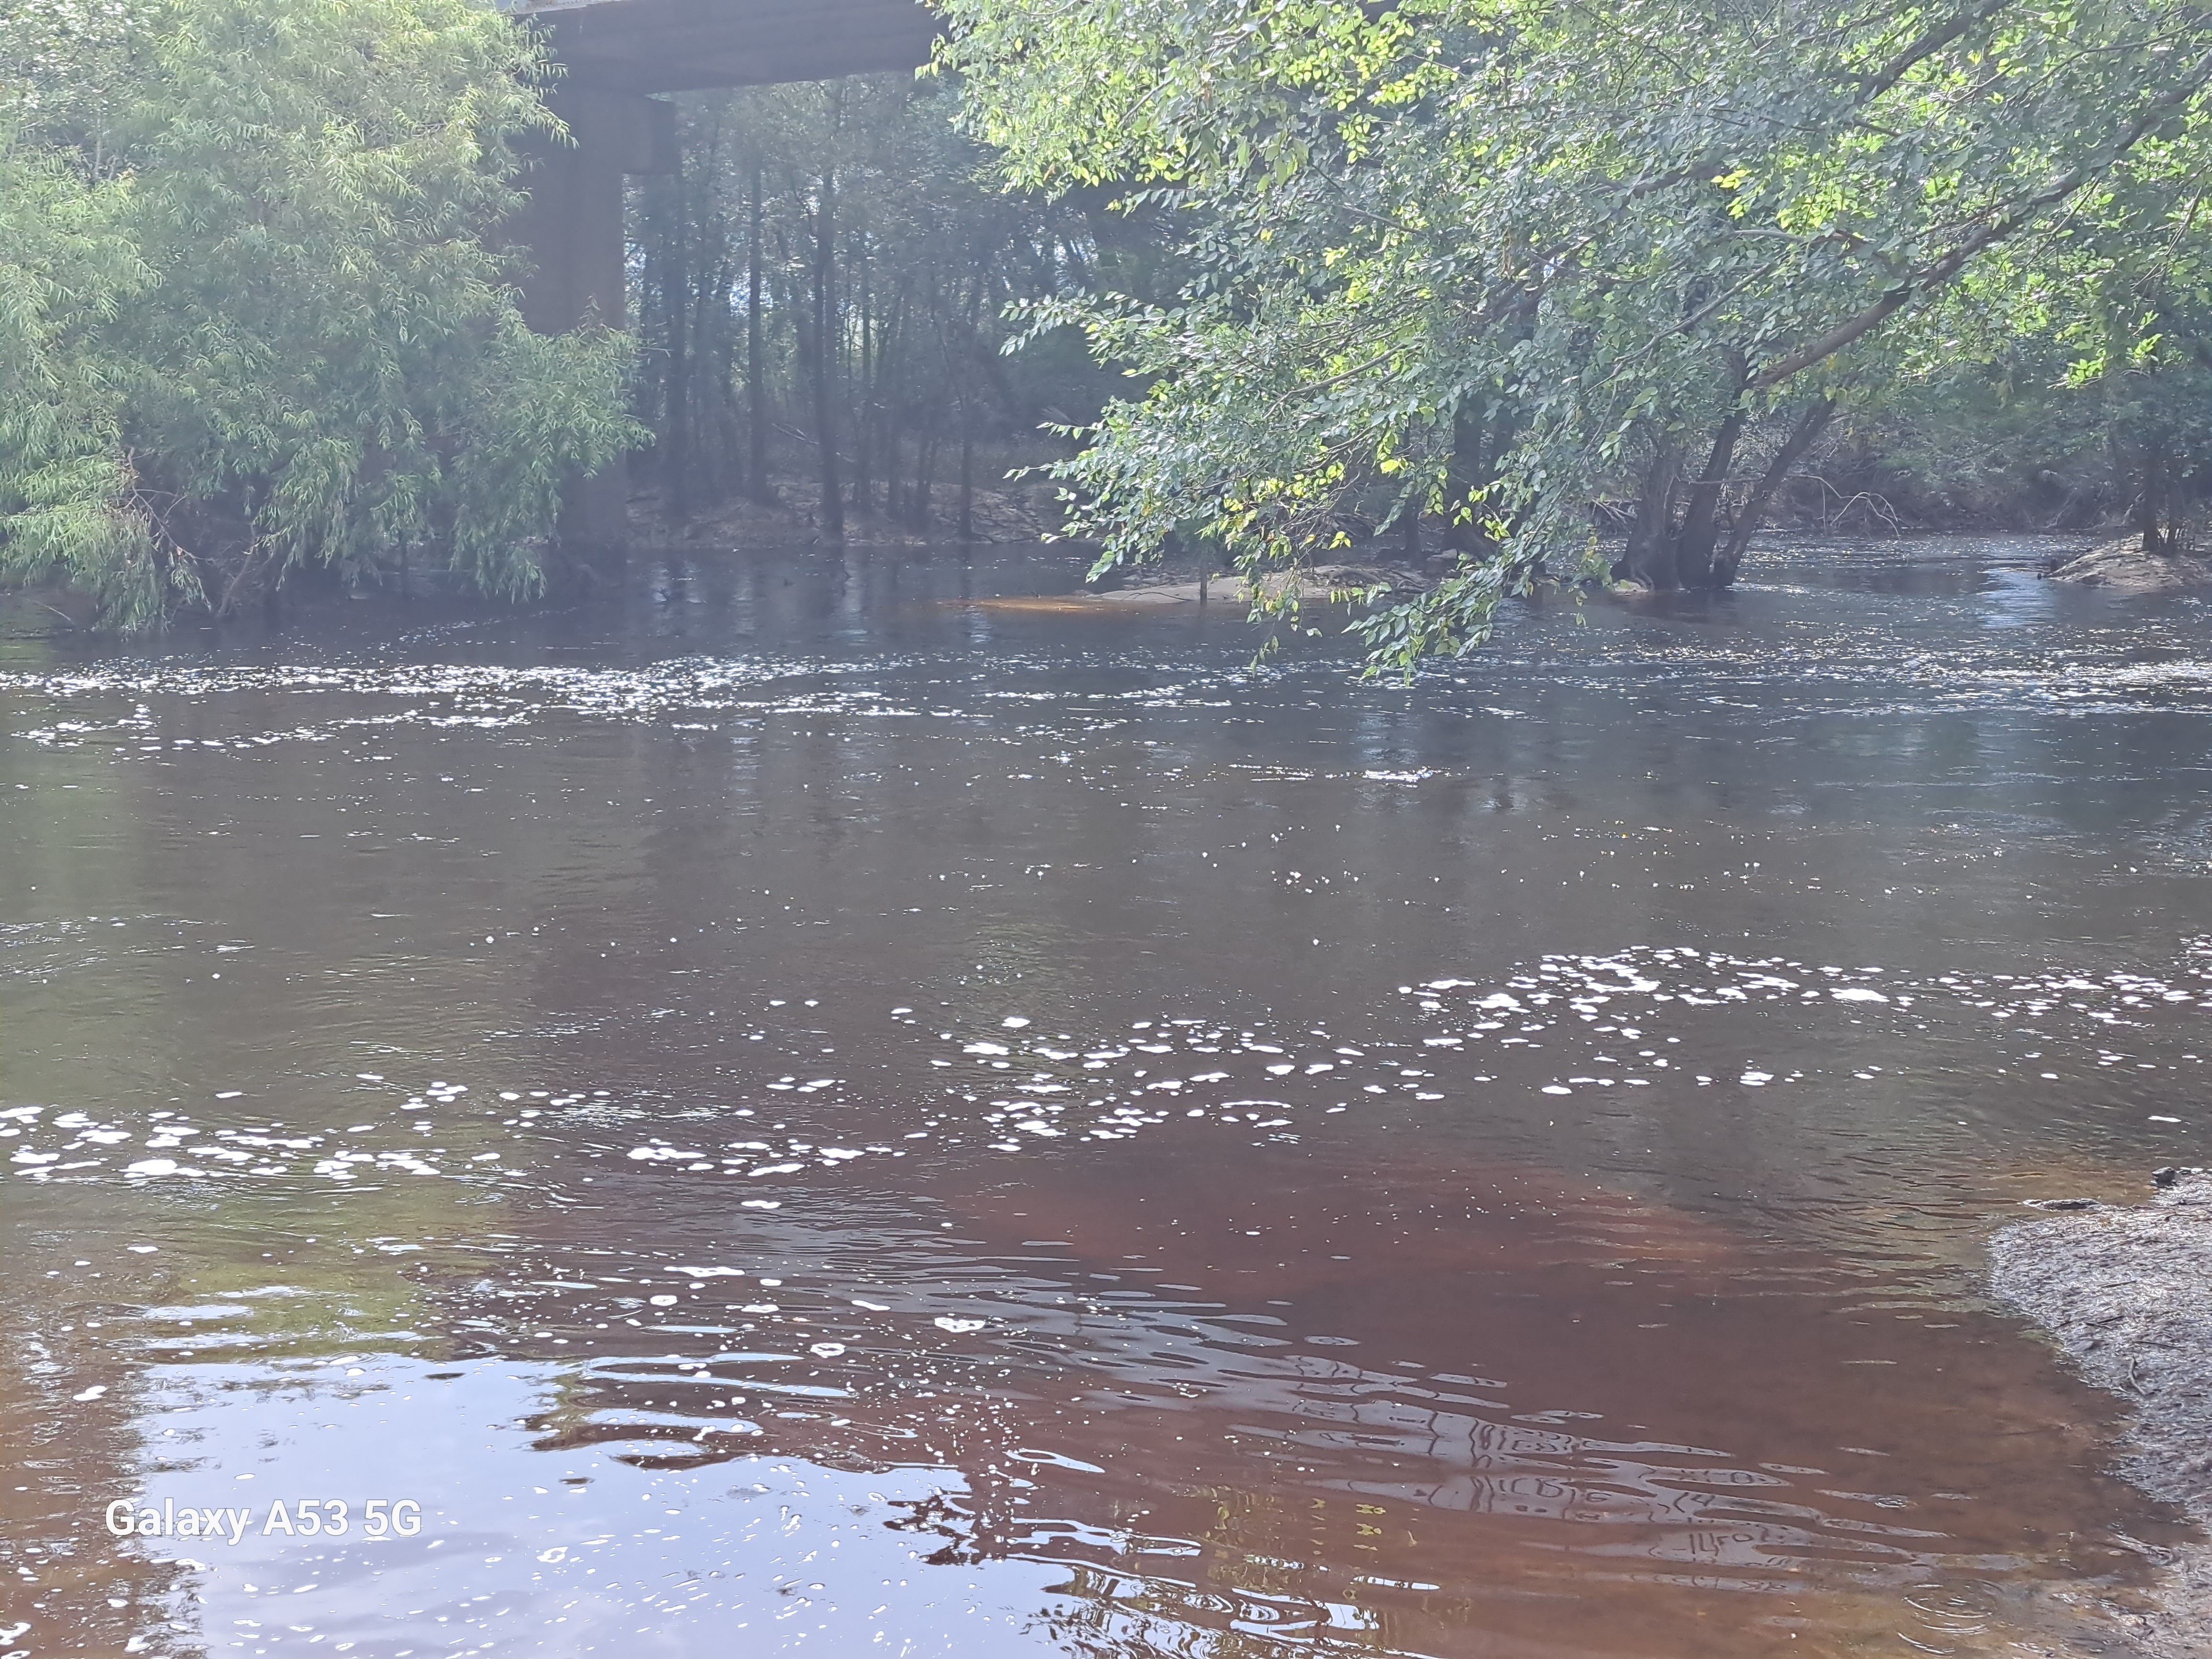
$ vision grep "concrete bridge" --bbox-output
[505,0,940,542]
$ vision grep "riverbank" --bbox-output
[1993,1172,2212,1657]
[1081,560,1430,606]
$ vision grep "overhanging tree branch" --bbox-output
[1751,47,2212,392]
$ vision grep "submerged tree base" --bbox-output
[1993,1173,2212,1657]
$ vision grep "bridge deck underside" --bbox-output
[523,0,939,94]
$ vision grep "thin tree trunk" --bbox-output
[806,164,844,540]
[1445,398,1485,551]
[958,398,975,541]
[854,235,874,516]
[1714,397,1837,586]
[664,150,691,519]
[2139,436,2171,553]
[697,111,730,503]
[956,277,984,542]
[745,159,771,503]
[889,289,907,518]
[912,429,935,530]
[708,254,737,500]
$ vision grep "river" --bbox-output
[2,535,2207,1658]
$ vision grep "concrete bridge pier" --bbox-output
[514,88,674,554]
[505,0,939,555]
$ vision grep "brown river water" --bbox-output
[3,536,2210,1658]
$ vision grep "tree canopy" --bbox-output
[939,0,2212,670]
[0,0,640,628]
[11,0,2212,648]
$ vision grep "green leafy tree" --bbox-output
[2013,153,2212,553]
[940,0,2212,671]
[1856,109,2212,546]
[0,137,165,626]
[0,0,642,627]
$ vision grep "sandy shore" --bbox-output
[1992,1172,2212,1655]
[953,562,1430,617]
[1078,563,1430,607]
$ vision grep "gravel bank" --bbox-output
[1992,1171,2212,1656]
[2044,538,2212,592]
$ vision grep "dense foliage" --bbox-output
[626,75,1119,536]
[940,0,2212,669]
[0,0,639,628]
[12,0,2210,652]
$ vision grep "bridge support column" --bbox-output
[515,86,675,556]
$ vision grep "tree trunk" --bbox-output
[955,279,983,542]
[958,400,975,541]
[879,294,904,521]
[1675,429,1742,590]
[2138,436,2171,553]
[1675,354,1749,588]
[695,111,731,504]
[745,160,771,504]
[806,165,844,540]
[1623,444,1683,589]
[853,232,874,516]
[1714,397,1837,586]
[709,254,739,501]
[664,151,691,519]
[912,428,935,530]
[1445,398,1485,551]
